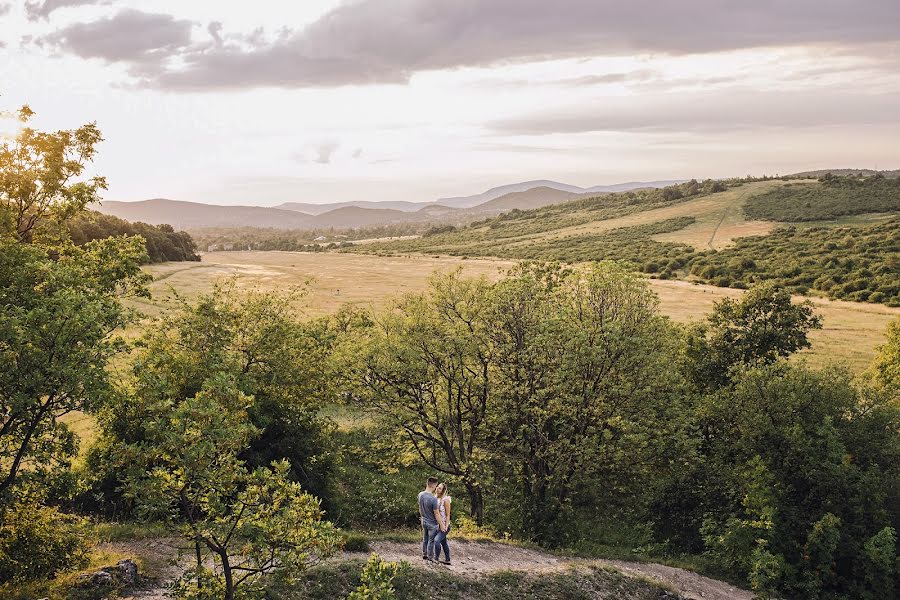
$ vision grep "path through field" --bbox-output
[355,540,755,600]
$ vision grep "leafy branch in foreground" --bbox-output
[126,376,340,600]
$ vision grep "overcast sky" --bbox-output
[2,0,899,205]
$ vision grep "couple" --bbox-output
[417,476,452,565]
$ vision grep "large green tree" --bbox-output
[353,271,493,524]
[682,283,822,390]
[486,262,689,544]
[90,282,340,516]
[0,224,147,504]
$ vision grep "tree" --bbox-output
[0,236,147,503]
[682,283,822,390]
[0,106,106,243]
[486,262,689,544]
[684,363,900,598]
[352,271,492,524]
[91,282,340,515]
[869,317,899,398]
[126,376,339,600]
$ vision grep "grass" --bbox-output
[269,559,680,600]
[132,251,896,374]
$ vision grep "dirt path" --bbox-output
[355,540,754,600]
[106,536,753,600]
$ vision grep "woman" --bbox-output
[433,482,452,565]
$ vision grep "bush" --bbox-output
[347,554,401,600]
[343,533,372,553]
[0,500,89,584]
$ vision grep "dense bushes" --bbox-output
[689,219,900,305]
[0,496,88,584]
[744,174,900,222]
[68,211,199,263]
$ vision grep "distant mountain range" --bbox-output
[95,179,683,230]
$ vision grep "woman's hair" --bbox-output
[435,482,449,498]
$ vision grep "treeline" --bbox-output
[745,174,900,222]
[189,223,424,252]
[68,211,199,263]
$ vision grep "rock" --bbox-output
[116,559,139,586]
[76,570,115,588]
[73,559,139,594]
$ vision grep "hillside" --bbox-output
[350,176,900,305]
[277,200,431,214]
[96,199,317,229]
[475,186,588,211]
[744,175,900,221]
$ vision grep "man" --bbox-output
[417,476,444,561]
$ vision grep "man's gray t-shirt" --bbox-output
[418,491,438,528]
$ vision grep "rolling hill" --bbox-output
[350,176,900,306]
[474,186,590,211]
[95,179,681,231]
[96,199,317,229]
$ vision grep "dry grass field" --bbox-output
[135,251,898,372]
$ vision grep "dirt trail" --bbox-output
[107,536,753,600]
[356,540,754,600]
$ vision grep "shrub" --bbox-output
[0,500,89,584]
[347,554,402,600]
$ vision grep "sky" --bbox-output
[1,0,899,206]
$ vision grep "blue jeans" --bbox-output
[434,524,451,561]
[421,523,439,559]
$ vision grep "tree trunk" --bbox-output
[195,540,202,592]
[218,549,234,600]
[466,483,485,526]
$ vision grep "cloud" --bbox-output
[25,0,104,21]
[140,0,900,90]
[39,9,192,69]
[0,3,10,17]
[313,142,339,164]
[352,148,363,159]
[489,89,900,135]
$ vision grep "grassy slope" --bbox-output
[270,559,679,600]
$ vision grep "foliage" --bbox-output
[0,236,148,502]
[744,175,900,222]
[86,283,340,516]
[0,106,106,243]
[661,363,900,598]
[346,554,401,600]
[124,375,340,600]
[0,489,88,584]
[869,317,900,396]
[350,270,493,524]
[485,262,692,545]
[681,283,822,389]
[689,219,900,305]
[68,211,199,263]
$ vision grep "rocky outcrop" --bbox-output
[72,559,139,598]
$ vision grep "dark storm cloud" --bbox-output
[25,0,105,21]
[489,89,900,135]
[40,9,192,65]
[38,0,900,90]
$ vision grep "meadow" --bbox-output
[138,251,898,372]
